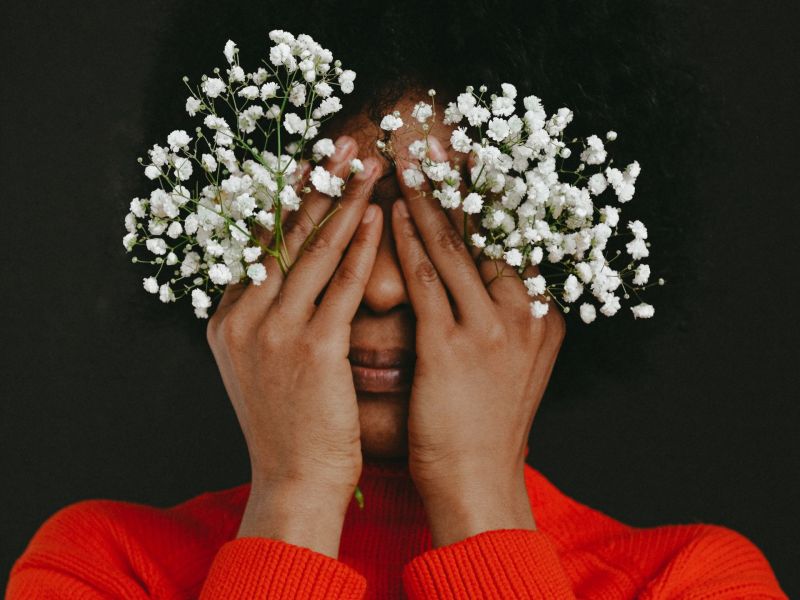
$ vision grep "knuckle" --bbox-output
[414,259,440,284]
[434,225,465,253]
[257,321,284,351]
[219,311,249,349]
[302,230,330,254]
[335,261,364,285]
[484,320,506,347]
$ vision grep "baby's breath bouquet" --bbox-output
[378,86,663,323]
[123,30,360,318]
[124,30,662,323]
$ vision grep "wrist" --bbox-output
[422,478,536,548]
[238,480,351,559]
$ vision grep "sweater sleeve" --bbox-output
[6,500,367,600]
[638,525,788,599]
[401,528,575,599]
[199,537,367,599]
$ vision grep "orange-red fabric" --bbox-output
[7,461,787,599]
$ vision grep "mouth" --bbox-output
[348,347,415,394]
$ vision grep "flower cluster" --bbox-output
[123,31,358,317]
[379,85,663,323]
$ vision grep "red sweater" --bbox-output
[7,460,786,599]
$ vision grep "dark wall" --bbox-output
[1,0,798,595]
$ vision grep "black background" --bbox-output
[1,1,798,596]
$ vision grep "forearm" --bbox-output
[423,477,536,548]
[238,482,349,559]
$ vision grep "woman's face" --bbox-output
[321,90,461,460]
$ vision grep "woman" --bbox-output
[7,1,788,598]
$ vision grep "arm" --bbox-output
[391,135,573,598]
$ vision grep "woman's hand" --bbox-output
[391,136,566,548]
[206,137,383,558]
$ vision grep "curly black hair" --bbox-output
[143,0,709,406]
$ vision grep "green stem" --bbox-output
[354,485,364,510]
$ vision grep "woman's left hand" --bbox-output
[391,136,566,548]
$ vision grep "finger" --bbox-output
[395,136,494,323]
[235,136,358,315]
[391,198,455,327]
[275,157,382,322]
[312,203,382,327]
[478,257,534,314]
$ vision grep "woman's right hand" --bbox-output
[205,136,382,558]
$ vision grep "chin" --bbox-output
[357,391,410,460]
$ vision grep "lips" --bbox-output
[348,347,415,393]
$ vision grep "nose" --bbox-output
[361,199,410,313]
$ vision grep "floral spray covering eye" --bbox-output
[377,85,663,323]
[123,30,360,318]
[124,32,661,323]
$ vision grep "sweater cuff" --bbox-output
[200,537,367,599]
[402,529,575,599]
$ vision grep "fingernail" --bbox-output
[334,136,353,157]
[394,199,409,218]
[362,204,378,223]
[427,136,446,159]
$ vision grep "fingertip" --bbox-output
[393,199,409,218]
[427,136,448,161]
[361,203,380,225]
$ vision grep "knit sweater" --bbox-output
[7,460,787,599]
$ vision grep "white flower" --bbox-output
[600,294,621,317]
[158,283,175,303]
[450,127,471,153]
[627,219,648,239]
[524,274,546,297]
[209,263,233,285]
[580,135,607,165]
[411,102,433,123]
[310,166,344,197]
[122,232,137,251]
[167,130,191,152]
[223,40,238,64]
[462,192,483,214]
[588,173,608,195]
[486,118,510,142]
[625,237,649,260]
[579,302,596,323]
[146,238,167,255]
[501,83,517,99]
[288,82,306,107]
[201,153,217,172]
[260,82,278,100]
[312,138,336,160]
[269,42,292,67]
[350,158,364,173]
[338,69,356,94]
[504,248,523,267]
[380,114,403,131]
[243,246,262,263]
[191,288,212,319]
[279,185,301,210]
[201,77,226,98]
[633,264,650,285]
[237,85,259,100]
[631,302,655,319]
[245,263,266,285]
[563,274,584,303]
[402,168,424,189]
[408,140,427,160]
[606,130,618,141]
[530,300,550,318]
[166,221,183,239]
[143,276,159,294]
[144,165,161,180]
[314,81,333,97]
[600,205,619,228]
[471,233,487,248]
[171,155,193,181]
[185,97,201,116]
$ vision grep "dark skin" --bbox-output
[206,91,566,558]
